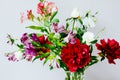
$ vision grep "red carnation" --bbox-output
[60,38,90,72]
[96,39,120,64]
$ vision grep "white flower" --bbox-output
[82,31,95,45]
[82,17,95,28]
[14,51,24,61]
[71,8,80,18]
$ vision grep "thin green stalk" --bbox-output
[72,19,76,32]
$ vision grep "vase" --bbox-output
[65,71,84,80]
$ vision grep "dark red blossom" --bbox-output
[96,39,120,64]
[38,35,52,44]
[61,38,90,72]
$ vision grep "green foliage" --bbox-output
[26,26,44,30]
[59,59,68,71]
[50,11,58,22]
[44,20,51,27]
[26,26,49,33]
[52,18,59,23]
[32,52,49,62]
[90,40,98,44]
[39,0,44,2]
[17,44,24,49]
[87,56,98,67]
[31,41,41,47]
[89,45,93,54]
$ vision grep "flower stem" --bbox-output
[72,19,76,32]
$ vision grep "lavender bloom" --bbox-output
[23,53,33,61]
[52,23,67,33]
[21,33,37,59]
[5,51,24,62]
[64,31,76,44]
[30,33,40,43]
[24,43,36,56]
[21,33,29,43]
[6,53,17,61]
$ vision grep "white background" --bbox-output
[0,0,120,80]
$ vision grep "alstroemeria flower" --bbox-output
[37,1,58,15]
[37,2,44,14]
[27,10,34,20]
[82,31,95,45]
[52,23,66,33]
[31,33,40,43]
[64,31,76,44]
[21,33,37,59]
[82,17,96,28]
[6,51,24,62]
[46,2,58,14]
[71,8,80,18]
[21,33,31,46]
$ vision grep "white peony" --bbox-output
[82,31,95,45]
[14,51,24,61]
[71,8,80,18]
[82,17,95,28]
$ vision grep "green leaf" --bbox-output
[40,0,44,2]
[26,26,44,30]
[59,59,68,71]
[50,11,58,22]
[60,33,67,38]
[87,56,98,67]
[36,17,40,22]
[17,44,24,49]
[101,57,105,61]
[31,41,41,47]
[90,45,93,53]
[78,18,83,24]
[32,52,49,62]
[91,40,98,44]
[66,22,69,30]
[44,20,51,27]
[52,18,59,23]
[49,65,53,70]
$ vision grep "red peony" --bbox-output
[96,39,120,64]
[61,38,90,72]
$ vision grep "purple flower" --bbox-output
[52,23,67,33]
[64,31,76,44]
[21,33,29,43]
[30,33,40,43]
[21,33,37,59]
[6,53,17,61]
[24,43,36,56]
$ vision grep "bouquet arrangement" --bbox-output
[6,0,120,80]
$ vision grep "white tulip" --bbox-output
[82,17,95,28]
[14,51,24,61]
[71,8,80,18]
[82,31,95,45]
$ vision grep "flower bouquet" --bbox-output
[6,0,120,80]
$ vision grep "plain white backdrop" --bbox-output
[0,0,120,80]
